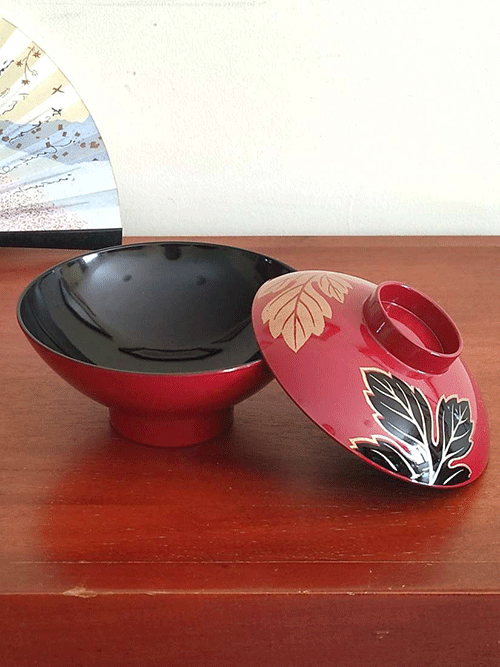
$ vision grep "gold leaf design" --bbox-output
[318,274,351,303]
[257,272,310,297]
[259,272,351,352]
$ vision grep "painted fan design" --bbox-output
[0,18,121,246]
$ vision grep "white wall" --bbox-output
[2,0,499,236]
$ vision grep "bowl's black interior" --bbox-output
[18,242,294,374]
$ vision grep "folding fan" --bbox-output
[0,18,121,248]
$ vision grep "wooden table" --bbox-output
[1,237,499,666]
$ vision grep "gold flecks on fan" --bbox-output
[0,46,37,93]
[2,69,69,122]
[0,18,120,234]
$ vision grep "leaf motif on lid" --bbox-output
[317,274,351,303]
[350,368,474,486]
[257,272,310,297]
[259,272,351,352]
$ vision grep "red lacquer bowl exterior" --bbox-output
[252,271,489,488]
[17,241,294,447]
[24,337,272,447]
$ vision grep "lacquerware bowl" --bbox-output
[18,242,294,447]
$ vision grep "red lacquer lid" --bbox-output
[251,271,489,488]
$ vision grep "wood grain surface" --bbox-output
[1,236,499,666]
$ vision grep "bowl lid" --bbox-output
[251,271,489,488]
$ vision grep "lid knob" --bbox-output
[363,282,462,374]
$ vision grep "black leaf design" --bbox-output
[351,369,474,486]
[353,437,430,483]
[364,371,434,455]
[433,397,473,485]
[434,464,471,486]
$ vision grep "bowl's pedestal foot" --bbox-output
[109,407,234,447]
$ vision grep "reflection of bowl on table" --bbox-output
[18,242,294,447]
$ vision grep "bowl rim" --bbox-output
[17,240,296,377]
